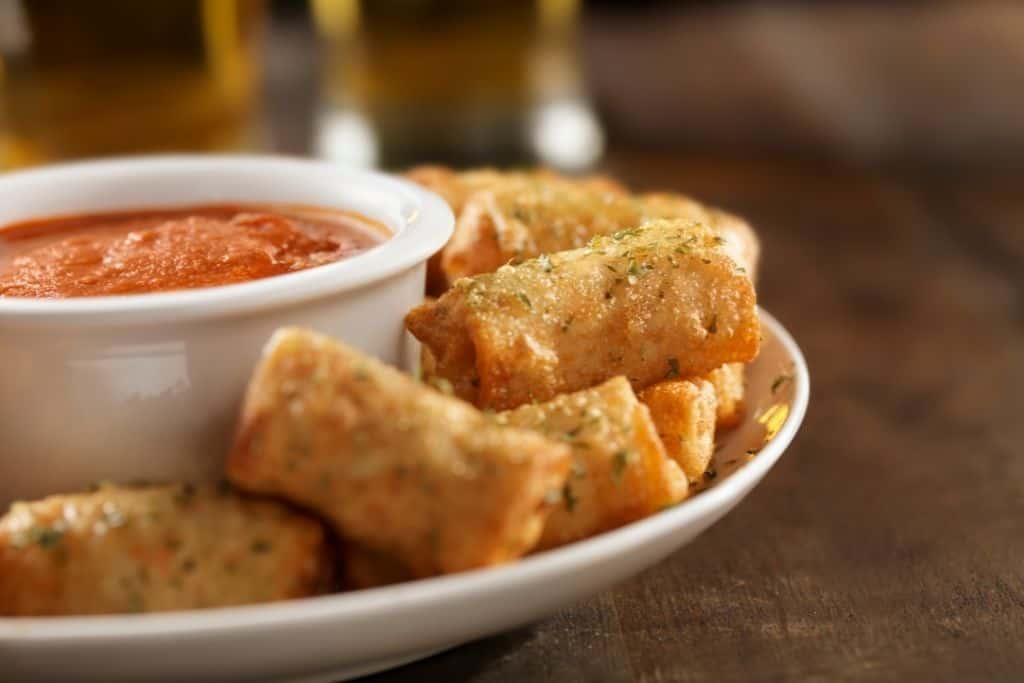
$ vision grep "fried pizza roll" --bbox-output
[497,377,687,551]
[0,483,334,616]
[441,183,757,284]
[227,328,571,577]
[406,219,760,410]
[405,166,627,293]
[706,362,746,429]
[639,379,718,483]
[640,193,760,281]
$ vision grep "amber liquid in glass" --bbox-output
[0,0,265,169]
[313,0,582,167]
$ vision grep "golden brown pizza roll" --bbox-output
[405,166,628,294]
[497,377,687,551]
[0,483,334,616]
[705,362,746,429]
[406,219,760,410]
[441,183,757,285]
[639,379,718,483]
[639,193,760,282]
[227,328,571,578]
[405,166,626,295]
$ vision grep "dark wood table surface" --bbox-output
[360,154,1024,682]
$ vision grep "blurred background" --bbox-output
[1,0,1022,173]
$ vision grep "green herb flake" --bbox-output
[562,483,578,512]
[173,483,196,507]
[516,292,533,310]
[665,357,680,379]
[612,450,631,482]
[127,593,145,613]
[31,526,65,550]
[771,374,793,394]
[250,539,272,554]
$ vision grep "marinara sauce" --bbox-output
[0,205,384,298]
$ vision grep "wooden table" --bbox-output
[362,154,1024,682]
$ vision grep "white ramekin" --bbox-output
[0,156,453,505]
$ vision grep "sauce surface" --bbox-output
[0,204,384,298]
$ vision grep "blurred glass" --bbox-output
[0,0,266,170]
[312,0,603,170]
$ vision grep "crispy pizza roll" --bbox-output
[406,219,760,410]
[405,166,627,293]
[227,328,571,578]
[640,193,760,281]
[706,362,746,429]
[497,377,687,551]
[441,183,757,284]
[639,379,718,483]
[0,483,334,616]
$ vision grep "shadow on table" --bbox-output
[358,627,535,682]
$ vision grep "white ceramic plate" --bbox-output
[0,309,808,683]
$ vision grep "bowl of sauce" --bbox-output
[0,205,382,299]
[0,156,453,505]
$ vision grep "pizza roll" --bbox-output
[405,166,627,293]
[497,377,687,551]
[441,183,757,284]
[227,328,571,578]
[638,379,718,483]
[0,483,334,616]
[639,194,760,282]
[406,219,760,410]
[706,362,746,429]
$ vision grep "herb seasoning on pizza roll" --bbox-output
[0,483,334,616]
[406,219,760,410]
[227,328,571,578]
[405,166,627,293]
[497,377,687,551]
[441,183,757,285]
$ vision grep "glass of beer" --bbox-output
[0,0,266,170]
[312,0,604,170]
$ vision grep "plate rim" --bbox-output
[0,306,809,642]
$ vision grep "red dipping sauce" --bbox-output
[0,204,384,298]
